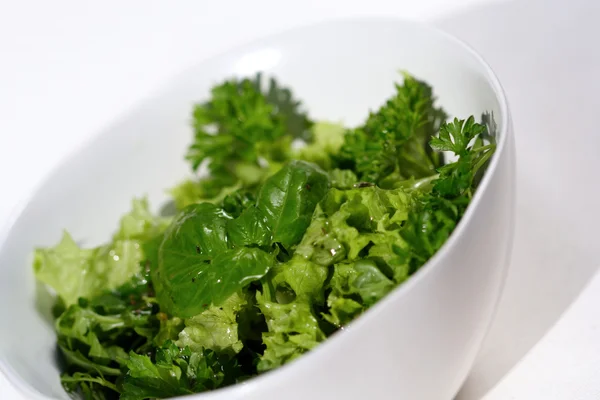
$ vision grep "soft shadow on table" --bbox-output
[436,1,600,398]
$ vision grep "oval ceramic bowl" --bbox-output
[0,18,514,400]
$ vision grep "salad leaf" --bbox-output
[114,198,172,241]
[269,256,329,303]
[176,292,247,354]
[183,74,315,207]
[328,168,358,190]
[395,196,462,274]
[154,202,231,316]
[226,207,271,247]
[321,258,398,329]
[337,73,447,184]
[58,346,122,378]
[314,187,411,328]
[57,306,131,367]
[254,72,313,141]
[156,160,328,317]
[294,212,347,268]
[121,341,241,400]
[319,186,410,262]
[162,246,273,318]
[431,116,495,198]
[187,78,283,171]
[168,179,211,210]
[256,160,329,248]
[332,260,394,307]
[61,372,118,400]
[322,294,363,329]
[256,292,325,372]
[155,203,274,317]
[34,199,165,307]
[161,203,231,259]
[296,121,346,170]
[122,343,192,400]
[153,317,184,347]
[255,252,330,371]
[34,233,142,307]
[394,117,493,274]
[57,264,160,399]
[221,189,256,218]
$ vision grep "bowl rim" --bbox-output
[0,16,510,400]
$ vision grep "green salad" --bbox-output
[33,72,495,400]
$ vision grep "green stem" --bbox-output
[471,144,495,153]
[472,146,496,174]
[398,174,440,192]
[61,374,119,392]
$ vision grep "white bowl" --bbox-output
[0,18,514,400]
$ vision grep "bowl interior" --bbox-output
[0,18,505,399]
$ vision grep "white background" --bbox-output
[1,0,599,399]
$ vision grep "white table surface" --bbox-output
[1,1,599,399]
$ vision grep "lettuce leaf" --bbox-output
[34,233,142,307]
[296,121,346,170]
[256,292,325,372]
[34,199,166,307]
[168,178,243,211]
[256,253,329,371]
[328,168,358,190]
[313,186,412,327]
[114,198,172,241]
[176,292,247,355]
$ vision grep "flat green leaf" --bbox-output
[161,203,231,259]
[227,207,271,247]
[156,203,274,317]
[256,160,329,247]
[222,189,256,218]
